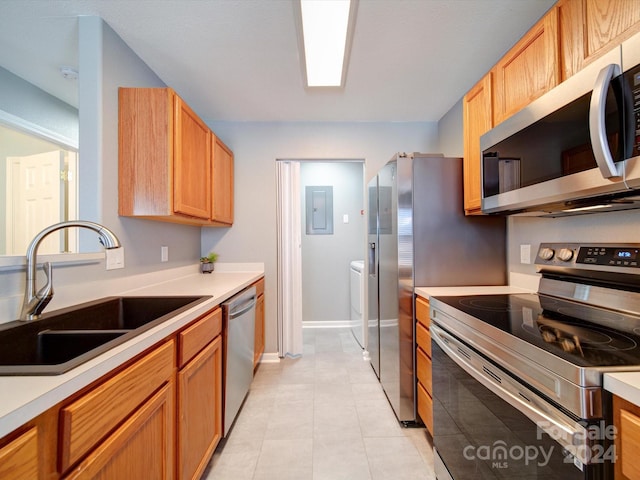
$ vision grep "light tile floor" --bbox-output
[204,328,436,480]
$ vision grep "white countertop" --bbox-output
[604,372,640,406]
[0,266,263,438]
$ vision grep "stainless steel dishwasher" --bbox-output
[221,285,256,436]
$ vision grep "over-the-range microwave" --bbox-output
[481,30,640,216]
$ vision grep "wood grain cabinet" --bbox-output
[212,136,234,225]
[493,6,560,125]
[119,87,233,226]
[463,72,493,215]
[253,277,265,369]
[61,340,176,478]
[0,427,38,480]
[558,0,640,80]
[63,382,175,480]
[613,394,640,480]
[177,308,223,480]
[415,295,433,435]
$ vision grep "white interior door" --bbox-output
[276,160,303,358]
[6,151,64,255]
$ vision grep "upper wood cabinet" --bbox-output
[174,95,212,220]
[463,73,492,215]
[559,0,640,80]
[212,135,234,225]
[119,87,233,226]
[493,7,560,125]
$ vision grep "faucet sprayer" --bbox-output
[20,221,122,321]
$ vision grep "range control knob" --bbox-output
[539,247,555,260]
[557,248,574,262]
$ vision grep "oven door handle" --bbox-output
[431,323,592,466]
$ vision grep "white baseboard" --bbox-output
[259,352,281,363]
[302,321,352,328]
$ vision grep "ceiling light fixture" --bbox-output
[297,0,358,88]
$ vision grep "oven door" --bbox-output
[430,323,611,480]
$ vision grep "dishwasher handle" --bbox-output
[228,296,256,319]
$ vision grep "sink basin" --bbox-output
[0,296,210,375]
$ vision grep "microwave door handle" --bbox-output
[589,63,623,178]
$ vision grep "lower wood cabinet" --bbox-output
[613,394,640,480]
[415,295,433,435]
[0,304,229,480]
[0,427,38,480]
[178,336,222,480]
[63,382,175,480]
[253,277,265,369]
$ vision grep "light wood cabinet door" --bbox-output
[559,0,640,80]
[254,293,265,369]
[613,394,640,480]
[59,340,175,471]
[178,336,223,480]
[0,427,38,480]
[463,73,492,215]
[174,96,212,220]
[493,7,559,125]
[212,136,234,225]
[63,381,175,480]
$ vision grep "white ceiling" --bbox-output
[0,0,556,123]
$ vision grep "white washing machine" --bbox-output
[349,260,365,348]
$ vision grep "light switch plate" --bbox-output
[106,247,125,270]
[161,246,168,262]
[343,214,349,223]
[520,244,531,264]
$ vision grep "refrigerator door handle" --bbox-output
[368,242,376,275]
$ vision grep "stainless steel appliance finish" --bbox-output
[430,242,640,479]
[367,153,506,424]
[480,31,640,216]
[367,174,380,379]
[222,286,256,437]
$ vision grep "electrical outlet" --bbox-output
[520,244,531,264]
[343,214,349,223]
[161,246,169,262]
[106,247,125,270]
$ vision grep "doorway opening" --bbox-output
[276,159,365,358]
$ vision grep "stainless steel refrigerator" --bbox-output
[367,153,506,425]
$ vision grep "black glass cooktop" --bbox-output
[433,293,640,368]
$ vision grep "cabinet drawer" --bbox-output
[253,277,265,297]
[415,296,430,328]
[417,382,433,436]
[416,322,431,358]
[416,346,432,394]
[60,340,175,471]
[178,308,222,368]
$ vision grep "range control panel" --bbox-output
[536,243,640,269]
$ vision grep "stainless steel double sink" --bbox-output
[0,295,210,375]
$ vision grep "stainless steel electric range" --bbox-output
[429,243,640,480]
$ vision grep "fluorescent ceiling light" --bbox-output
[299,0,355,87]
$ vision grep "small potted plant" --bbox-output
[200,252,218,274]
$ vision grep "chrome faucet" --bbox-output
[20,220,122,321]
